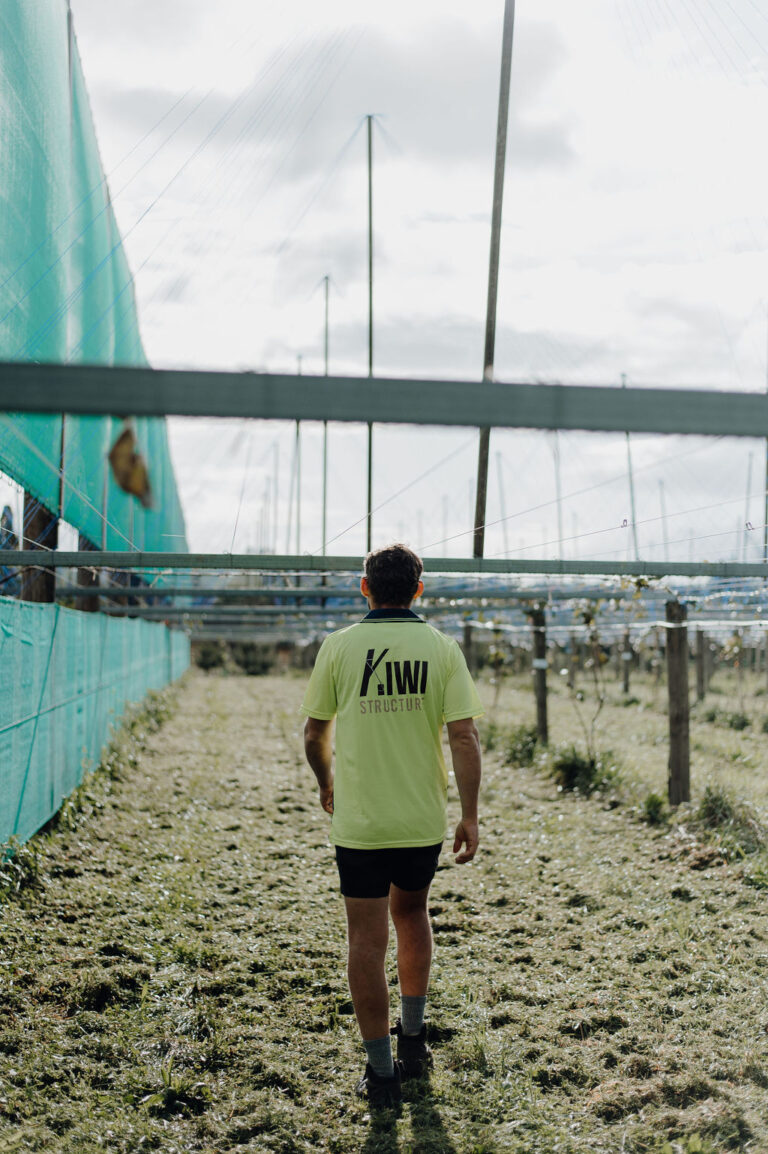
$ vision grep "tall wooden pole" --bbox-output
[666,600,690,806]
[272,441,279,555]
[743,450,753,563]
[463,621,474,674]
[659,480,669,562]
[622,373,639,561]
[495,452,510,556]
[285,435,296,554]
[296,355,302,556]
[366,114,374,553]
[531,606,548,744]
[295,427,301,556]
[695,628,707,702]
[622,627,632,695]
[553,432,564,558]
[764,306,768,563]
[473,0,515,560]
[322,274,329,557]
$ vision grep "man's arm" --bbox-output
[303,717,334,814]
[446,717,482,863]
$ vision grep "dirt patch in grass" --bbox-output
[2,670,768,1151]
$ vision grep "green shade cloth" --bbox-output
[0,0,187,555]
[0,597,190,846]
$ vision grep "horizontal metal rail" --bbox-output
[1,361,767,436]
[105,603,765,623]
[54,584,361,600]
[103,605,365,619]
[53,582,670,602]
[7,551,768,579]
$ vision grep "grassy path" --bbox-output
[2,671,768,1153]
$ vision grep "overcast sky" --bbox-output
[22,0,768,563]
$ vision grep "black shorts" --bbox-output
[335,843,442,899]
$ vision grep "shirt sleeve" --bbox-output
[442,641,485,722]
[299,638,337,720]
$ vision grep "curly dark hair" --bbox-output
[364,543,423,607]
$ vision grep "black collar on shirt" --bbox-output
[361,608,425,623]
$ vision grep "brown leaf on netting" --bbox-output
[108,424,153,509]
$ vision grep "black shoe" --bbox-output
[391,1019,433,1079]
[355,1062,402,1108]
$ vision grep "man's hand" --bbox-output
[453,818,479,864]
[447,718,481,864]
[319,783,334,814]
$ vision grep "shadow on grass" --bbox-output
[361,1109,401,1154]
[406,1075,459,1154]
[361,1075,458,1154]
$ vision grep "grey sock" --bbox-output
[363,1034,394,1078]
[401,995,427,1036]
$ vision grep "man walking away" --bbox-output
[301,543,483,1108]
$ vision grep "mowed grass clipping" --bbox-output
[1,668,768,1153]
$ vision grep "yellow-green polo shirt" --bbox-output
[300,608,484,849]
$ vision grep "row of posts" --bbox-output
[465,601,695,806]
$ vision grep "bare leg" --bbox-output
[389,884,432,997]
[343,895,390,1039]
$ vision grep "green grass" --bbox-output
[548,744,621,796]
[2,670,768,1151]
[503,723,540,767]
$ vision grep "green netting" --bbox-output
[0,0,187,555]
[0,597,190,847]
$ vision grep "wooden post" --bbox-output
[567,632,577,690]
[695,628,707,702]
[666,600,690,806]
[463,621,474,674]
[530,606,548,744]
[76,534,100,612]
[20,493,57,602]
[622,628,632,694]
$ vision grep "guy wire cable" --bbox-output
[198,29,362,285]
[111,33,340,327]
[275,117,367,257]
[1,416,136,551]
[21,27,352,362]
[0,83,194,300]
[316,435,477,554]
[0,6,287,308]
[417,432,731,556]
[14,61,272,360]
[123,28,326,288]
[11,24,318,357]
[191,27,364,285]
[0,87,217,335]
